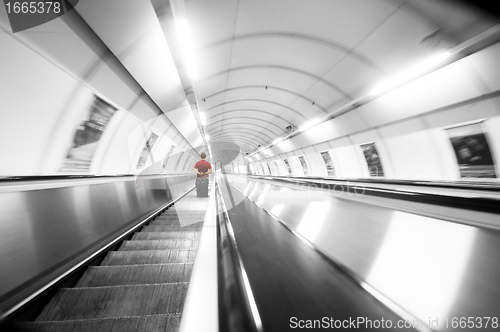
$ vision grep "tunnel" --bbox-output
[1,0,500,331]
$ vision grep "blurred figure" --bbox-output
[194,152,212,197]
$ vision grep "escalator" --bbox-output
[16,189,209,332]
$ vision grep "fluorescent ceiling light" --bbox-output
[175,20,198,79]
[298,118,322,132]
[199,112,206,125]
[273,137,283,145]
[370,51,451,96]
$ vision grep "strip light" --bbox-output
[272,137,283,145]
[370,51,451,96]
[200,112,207,125]
[298,118,323,132]
[175,20,198,79]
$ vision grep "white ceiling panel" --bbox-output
[287,99,326,119]
[195,43,234,84]
[236,0,397,48]
[220,86,298,107]
[185,0,239,50]
[322,56,383,98]
[225,67,318,94]
[354,7,440,73]
[331,110,370,137]
[301,79,351,111]
[78,0,500,159]
[229,37,345,76]
[197,74,232,100]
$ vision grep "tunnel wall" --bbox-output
[0,10,198,177]
[249,42,500,182]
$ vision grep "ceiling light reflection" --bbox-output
[273,137,284,145]
[270,204,285,217]
[366,211,476,328]
[296,201,330,242]
[298,118,322,132]
[256,184,272,205]
[200,112,207,125]
[175,20,198,79]
[370,51,451,96]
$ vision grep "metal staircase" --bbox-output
[17,189,209,332]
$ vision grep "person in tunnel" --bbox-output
[194,152,212,177]
[194,152,212,197]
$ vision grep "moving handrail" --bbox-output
[248,174,500,191]
[215,181,264,332]
[246,174,500,215]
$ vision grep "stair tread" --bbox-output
[101,250,197,265]
[37,284,188,321]
[19,314,181,332]
[119,239,199,251]
[159,211,205,215]
[133,231,200,240]
[141,225,202,232]
[148,220,203,227]
[76,264,194,287]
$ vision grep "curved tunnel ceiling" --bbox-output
[167,0,499,157]
[79,0,500,160]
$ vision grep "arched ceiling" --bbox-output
[160,0,499,159]
[77,0,500,164]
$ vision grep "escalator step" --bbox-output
[133,231,200,240]
[76,264,194,287]
[155,216,205,222]
[141,225,202,233]
[17,314,180,332]
[160,211,205,216]
[153,219,204,225]
[148,220,203,227]
[101,250,197,266]
[36,283,188,321]
[168,205,208,210]
[119,239,199,251]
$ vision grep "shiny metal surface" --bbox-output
[215,181,263,332]
[0,174,196,317]
[225,174,500,331]
[255,175,500,200]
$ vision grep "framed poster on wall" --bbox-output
[62,96,116,171]
[447,122,496,178]
[173,151,185,173]
[320,151,336,176]
[136,132,159,168]
[283,158,292,176]
[298,156,308,176]
[360,142,384,177]
[161,145,176,173]
[181,155,192,173]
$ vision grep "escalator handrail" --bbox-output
[245,174,500,216]
[248,174,500,192]
[0,173,195,182]
[215,181,264,332]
